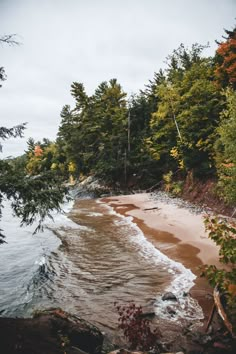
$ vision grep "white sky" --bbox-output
[0,0,235,157]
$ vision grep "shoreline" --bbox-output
[102,192,221,323]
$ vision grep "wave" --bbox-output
[101,201,204,324]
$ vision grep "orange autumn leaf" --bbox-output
[34,145,43,157]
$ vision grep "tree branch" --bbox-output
[0,34,20,46]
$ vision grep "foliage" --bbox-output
[202,216,236,312]
[148,44,222,178]
[163,171,173,193]
[214,88,236,204]
[215,26,236,89]
[114,302,161,351]
[163,170,183,196]
[0,123,27,152]
[58,79,128,182]
[171,180,184,196]
[0,80,67,244]
[0,155,67,244]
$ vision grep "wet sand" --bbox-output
[102,192,221,323]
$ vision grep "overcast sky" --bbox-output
[1,0,235,157]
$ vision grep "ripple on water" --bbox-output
[0,197,203,337]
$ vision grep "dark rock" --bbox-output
[166,306,176,316]
[137,311,155,318]
[162,292,178,301]
[213,341,229,349]
[0,308,103,354]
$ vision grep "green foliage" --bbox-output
[202,216,236,312]
[214,88,236,204]
[148,44,222,178]
[162,171,183,196]
[171,180,184,196]
[0,128,67,244]
[163,171,173,193]
[58,79,128,182]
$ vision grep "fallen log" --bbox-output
[213,287,235,338]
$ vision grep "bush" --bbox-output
[202,215,236,327]
[114,302,161,351]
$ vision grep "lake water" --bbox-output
[0,195,203,341]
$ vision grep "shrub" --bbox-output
[114,302,161,351]
[202,215,236,327]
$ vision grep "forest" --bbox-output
[13,26,236,208]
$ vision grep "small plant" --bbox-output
[171,180,183,196]
[202,215,236,330]
[163,171,183,196]
[58,332,70,354]
[114,302,161,351]
[163,171,173,193]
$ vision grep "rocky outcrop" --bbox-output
[0,308,103,354]
[74,176,112,198]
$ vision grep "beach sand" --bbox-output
[102,192,221,323]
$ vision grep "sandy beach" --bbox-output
[102,192,221,321]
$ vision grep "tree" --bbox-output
[0,126,67,244]
[0,34,19,88]
[57,79,128,182]
[214,88,236,204]
[215,26,236,89]
[147,44,222,177]
[0,35,67,244]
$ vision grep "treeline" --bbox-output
[22,26,236,204]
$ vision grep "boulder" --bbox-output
[0,308,103,354]
[162,292,178,301]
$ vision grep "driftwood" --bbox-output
[144,207,160,211]
[213,287,235,337]
[205,302,215,332]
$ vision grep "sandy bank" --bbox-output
[103,193,220,268]
[102,192,221,320]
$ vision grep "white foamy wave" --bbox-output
[86,212,103,217]
[35,256,46,266]
[107,203,204,323]
[61,198,75,213]
[98,200,117,215]
[154,292,203,326]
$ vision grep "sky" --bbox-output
[0,0,235,158]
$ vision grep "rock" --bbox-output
[108,350,144,354]
[213,341,229,349]
[162,292,178,301]
[138,311,155,318]
[75,176,111,198]
[0,308,103,354]
[166,306,176,316]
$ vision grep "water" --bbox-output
[0,196,203,340]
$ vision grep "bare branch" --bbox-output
[0,34,21,46]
